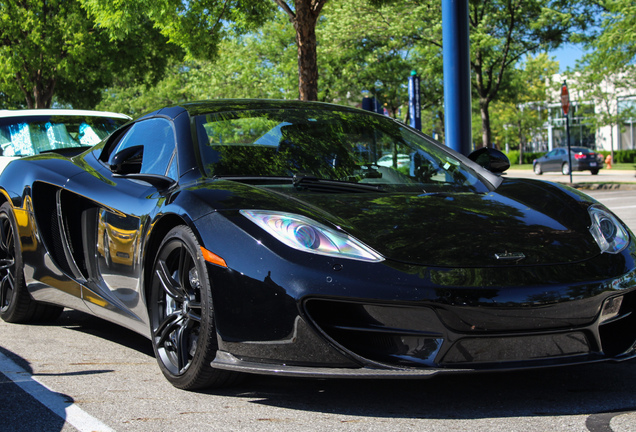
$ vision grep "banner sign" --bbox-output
[408,72,422,131]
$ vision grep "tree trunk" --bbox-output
[274,0,327,101]
[479,98,491,148]
[34,78,56,109]
[16,71,55,108]
[293,1,319,101]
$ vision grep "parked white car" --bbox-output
[0,109,130,172]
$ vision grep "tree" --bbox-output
[469,0,599,148]
[0,0,176,109]
[487,53,559,159]
[573,1,636,159]
[573,66,636,161]
[82,0,332,101]
[319,0,443,126]
[585,1,636,71]
[98,11,299,116]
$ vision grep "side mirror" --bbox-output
[468,147,510,174]
[110,145,143,175]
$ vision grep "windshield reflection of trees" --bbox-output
[197,109,484,191]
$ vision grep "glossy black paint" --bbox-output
[1,99,635,381]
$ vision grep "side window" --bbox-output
[109,118,177,178]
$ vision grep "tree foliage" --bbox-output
[585,1,636,70]
[571,1,636,156]
[319,0,443,128]
[97,10,299,116]
[486,53,559,157]
[0,0,177,109]
[82,0,332,101]
[469,0,599,148]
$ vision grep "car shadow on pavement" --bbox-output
[206,360,636,423]
[0,347,70,432]
[55,309,155,358]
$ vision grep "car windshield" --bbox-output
[0,114,128,157]
[195,108,490,193]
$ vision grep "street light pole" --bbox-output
[561,81,573,183]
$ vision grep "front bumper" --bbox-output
[209,261,636,377]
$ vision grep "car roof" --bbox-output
[0,109,131,120]
[554,147,594,152]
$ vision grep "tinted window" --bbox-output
[110,118,177,178]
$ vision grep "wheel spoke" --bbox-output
[175,323,191,372]
[0,220,11,255]
[177,246,192,294]
[186,303,201,322]
[154,312,184,346]
[0,258,14,272]
[0,275,12,308]
[155,260,185,301]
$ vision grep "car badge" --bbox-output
[495,252,526,261]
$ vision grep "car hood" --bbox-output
[193,178,600,267]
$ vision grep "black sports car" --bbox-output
[1,100,635,390]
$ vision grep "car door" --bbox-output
[545,149,562,172]
[62,117,179,334]
[539,149,554,172]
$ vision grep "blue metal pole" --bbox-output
[408,71,422,131]
[442,0,472,155]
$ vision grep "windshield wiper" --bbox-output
[212,174,384,193]
[292,173,384,193]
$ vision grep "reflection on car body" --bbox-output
[97,210,140,269]
[0,100,634,392]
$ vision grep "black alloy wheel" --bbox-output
[149,225,240,389]
[0,202,62,323]
[533,163,543,175]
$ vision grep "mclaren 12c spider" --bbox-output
[1,100,635,390]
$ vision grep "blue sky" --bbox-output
[549,44,587,71]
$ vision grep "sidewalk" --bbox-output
[505,168,636,190]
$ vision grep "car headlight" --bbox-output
[588,205,629,254]
[240,210,384,262]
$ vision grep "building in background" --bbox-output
[523,72,636,153]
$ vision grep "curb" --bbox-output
[569,183,636,191]
[505,169,636,191]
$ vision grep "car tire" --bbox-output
[591,169,599,175]
[149,225,242,390]
[0,202,63,323]
[561,163,570,175]
[533,163,543,175]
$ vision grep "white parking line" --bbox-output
[0,351,115,432]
